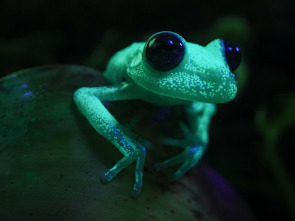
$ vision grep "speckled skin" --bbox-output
[74,32,238,196]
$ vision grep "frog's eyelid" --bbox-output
[205,39,224,57]
[205,39,241,72]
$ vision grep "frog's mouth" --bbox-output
[130,68,238,104]
[147,71,238,103]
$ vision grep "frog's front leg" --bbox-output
[155,102,216,180]
[73,83,146,196]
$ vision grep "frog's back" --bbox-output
[104,42,144,84]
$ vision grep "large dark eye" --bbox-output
[223,41,241,72]
[144,31,185,71]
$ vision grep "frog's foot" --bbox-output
[161,137,187,148]
[100,156,135,183]
[155,146,205,181]
[161,121,198,148]
[127,130,153,151]
[100,145,146,197]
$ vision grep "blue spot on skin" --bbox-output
[102,101,111,107]
[21,83,28,89]
[111,125,132,148]
[189,146,199,153]
[22,91,33,97]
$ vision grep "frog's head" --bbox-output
[128,31,241,103]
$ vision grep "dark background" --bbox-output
[1,0,295,220]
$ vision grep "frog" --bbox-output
[73,31,241,197]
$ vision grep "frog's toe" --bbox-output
[172,147,204,180]
[131,181,143,198]
[172,161,193,181]
[154,151,187,171]
[179,121,191,137]
[100,171,113,184]
[161,137,186,148]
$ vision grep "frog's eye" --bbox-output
[144,31,185,71]
[223,41,241,72]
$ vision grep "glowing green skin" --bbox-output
[74,32,238,196]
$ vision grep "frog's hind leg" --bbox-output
[155,145,205,180]
[156,102,215,180]
[172,146,205,180]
